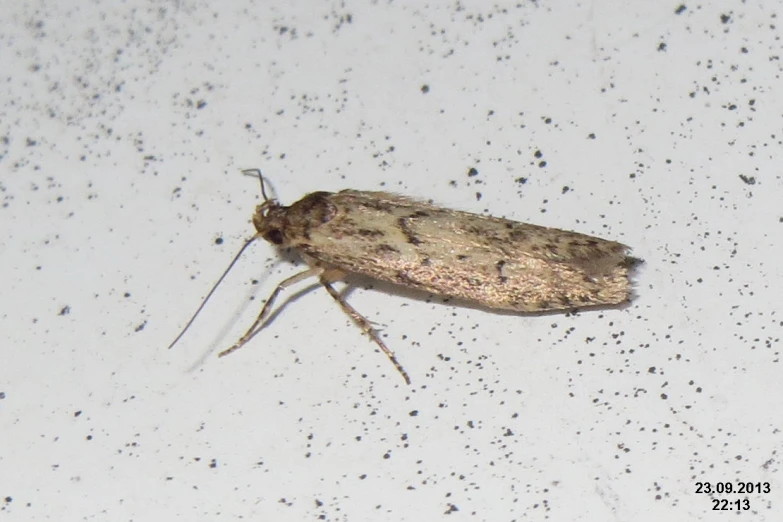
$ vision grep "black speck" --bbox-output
[409,410,419,416]
[738,174,756,185]
[74,410,82,417]
[675,4,686,14]
[720,13,731,24]
[215,237,224,245]
[467,167,479,177]
[657,42,667,52]
[421,84,430,93]
[59,306,70,316]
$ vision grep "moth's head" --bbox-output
[240,169,289,247]
[253,199,290,246]
[244,170,337,248]
[253,191,338,248]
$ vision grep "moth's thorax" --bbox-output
[253,191,337,247]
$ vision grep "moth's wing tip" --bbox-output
[620,255,644,269]
[621,254,644,303]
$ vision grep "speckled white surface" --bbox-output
[1,1,781,520]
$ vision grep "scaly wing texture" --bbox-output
[294,190,634,312]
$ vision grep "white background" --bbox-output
[1,1,781,520]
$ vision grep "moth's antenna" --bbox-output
[168,234,261,350]
[241,168,270,202]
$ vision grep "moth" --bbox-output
[169,170,639,384]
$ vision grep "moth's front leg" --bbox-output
[218,266,324,357]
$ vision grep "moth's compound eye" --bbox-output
[267,229,284,245]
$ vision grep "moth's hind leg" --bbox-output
[218,266,324,357]
[319,272,411,385]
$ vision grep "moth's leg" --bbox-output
[218,266,324,357]
[319,277,411,385]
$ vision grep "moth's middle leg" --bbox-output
[319,270,411,385]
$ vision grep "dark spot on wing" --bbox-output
[356,199,394,212]
[496,260,508,283]
[397,217,422,245]
[396,270,422,288]
[376,244,400,255]
[296,192,336,223]
[358,228,385,238]
[508,228,529,242]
